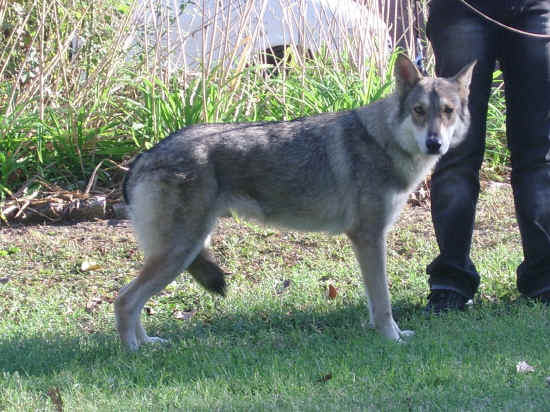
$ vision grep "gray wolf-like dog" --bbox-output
[116,55,475,351]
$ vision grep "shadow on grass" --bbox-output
[1,297,547,390]
[0,332,118,376]
[0,299,421,377]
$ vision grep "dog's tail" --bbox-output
[122,153,146,206]
[122,156,139,206]
[187,249,227,296]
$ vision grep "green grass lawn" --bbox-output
[1,183,549,411]
[0,2,537,410]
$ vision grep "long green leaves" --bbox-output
[0,0,509,201]
[485,70,509,179]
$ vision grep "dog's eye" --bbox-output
[443,106,454,114]
[413,106,425,116]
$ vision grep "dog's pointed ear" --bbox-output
[452,60,476,96]
[394,54,422,96]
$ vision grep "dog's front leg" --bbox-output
[347,231,414,342]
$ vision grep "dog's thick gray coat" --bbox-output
[117,55,475,351]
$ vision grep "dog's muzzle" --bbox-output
[426,137,442,155]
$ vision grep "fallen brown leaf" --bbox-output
[328,284,338,299]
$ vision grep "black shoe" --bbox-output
[425,290,468,314]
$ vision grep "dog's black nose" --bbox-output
[426,138,442,154]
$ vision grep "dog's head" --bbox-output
[394,54,475,157]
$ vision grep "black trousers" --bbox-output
[426,0,550,298]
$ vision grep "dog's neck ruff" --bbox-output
[351,109,383,149]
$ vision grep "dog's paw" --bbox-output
[376,319,414,343]
[122,336,169,352]
[399,329,415,338]
[124,340,140,352]
[118,332,140,352]
[142,336,170,346]
[396,329,415,344]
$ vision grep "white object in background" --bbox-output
[127,0,390,73]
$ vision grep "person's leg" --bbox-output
[499,0,550,300]
[425,1,497,309]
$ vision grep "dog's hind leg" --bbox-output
[116,233,226,350]
[187,247,227,296]
[115,254,178,350]
[115,242,204,351]
[116,178,222,350]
